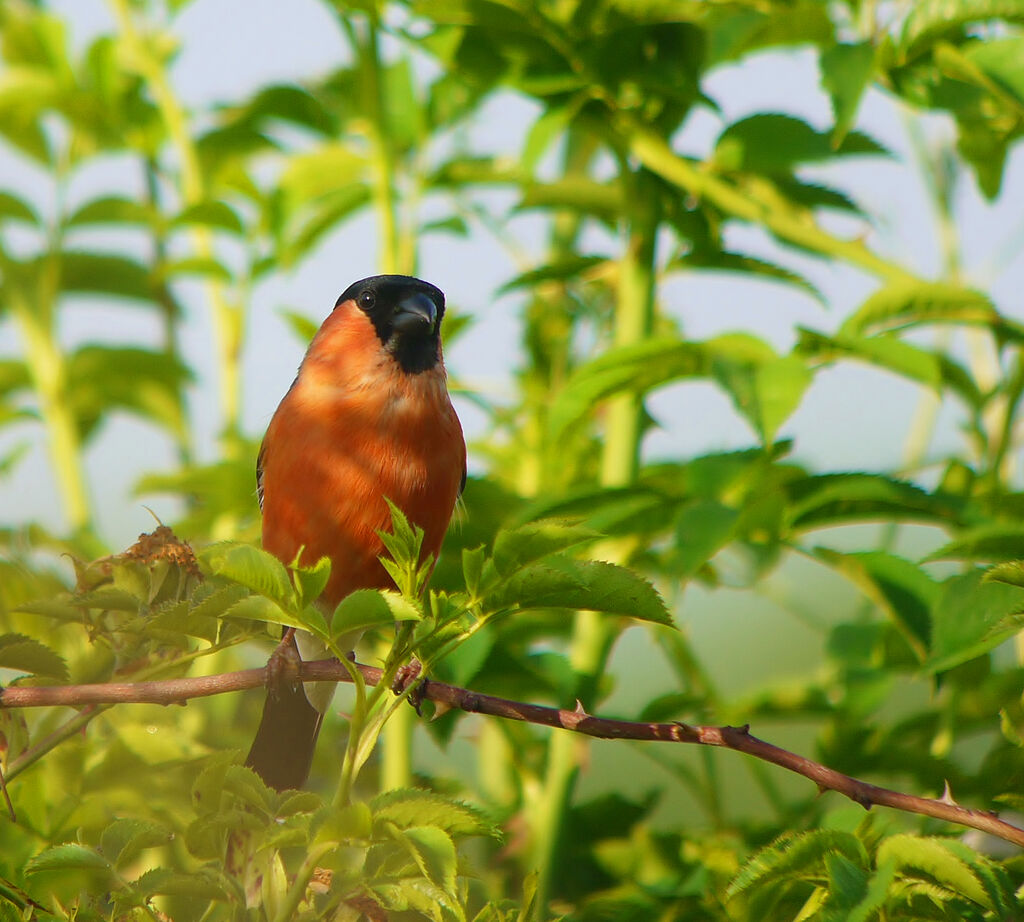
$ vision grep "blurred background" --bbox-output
[2,1,1024,918]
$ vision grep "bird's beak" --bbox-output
[393,293,437,336]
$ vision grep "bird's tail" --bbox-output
[245,678,323,791]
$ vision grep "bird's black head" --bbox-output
[337,275,446,374]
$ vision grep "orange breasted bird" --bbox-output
[245,275,466,791]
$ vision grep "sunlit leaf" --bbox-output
[821,41,876,143]
[0,632,68,679]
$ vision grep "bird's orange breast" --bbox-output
[258,307,465,608]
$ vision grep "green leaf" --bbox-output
[331,589,421,640]
[202,542,294,608]
[66,345,192,442]
[487,557,671,625]
[928,526,1024,563]
[515,179,621,222]
[670,501,739,578]
[159,256,233,283]
[814,550,936,657]
[279,308,319,344]
[279,142,367,203]
[372,788,499,838]
[292,555,331,608]
[391,825,458,896]
[491,519,601,578]
[0,633,67,679]
[875,834,1001,909]
[59,251,153,302]
[898,0,1024,60]
[172,200,245,234]
[964,37,1024,107]
[548,338,706,440]
[786,472,961,530]
[499,255,607,294]
[66,196,153,227]
[797,327,984,408]
[821,41,876,144]
[673,249,824,302]
[25,844,112,877]
[100,819,170,871]
[840,281,1013,339]
[225,595,328,636]
[926,569,1024,672]
[714,113,888,173]
[985,560,1024,588]
[823,852,869,916]
[711,348,811,444]
[728,829,868,898]
[0,190,38,225]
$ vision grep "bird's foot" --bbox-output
[265,628,302,697]
[392,658,426,714]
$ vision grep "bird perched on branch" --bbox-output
[245,275,466,791]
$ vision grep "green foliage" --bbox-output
[3,0,1024,920]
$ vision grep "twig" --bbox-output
[3,661,1022,848]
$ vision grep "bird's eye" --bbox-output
[358,291,376,311]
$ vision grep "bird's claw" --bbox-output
[392,659,426,714]
[265,628,302,697]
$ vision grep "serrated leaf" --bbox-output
[331,589,421,640]
[786,472,961,530]
[985,560,1024,588]
[291,555,331,607]
[0,633,68,679]
[202,542,294,607]
[131,866,228,899]
[394,825,458,896]
[487,558,671,625]
[491,519,601,578]
[927,526,1024,563]
[25,844,112,877]
[100,819,170,871]
[372,789,499,839]
[728,830,867,898]
[840,281,1004,337]
[875,834,996,909]
[223,594,326,636]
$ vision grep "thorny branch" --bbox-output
[2,659,1023,848]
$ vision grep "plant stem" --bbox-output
[8,267,91,537]
[110,0,244,457]
[533,167,659,916]
[624,121,918,286]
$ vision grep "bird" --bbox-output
[245,275,466,791]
